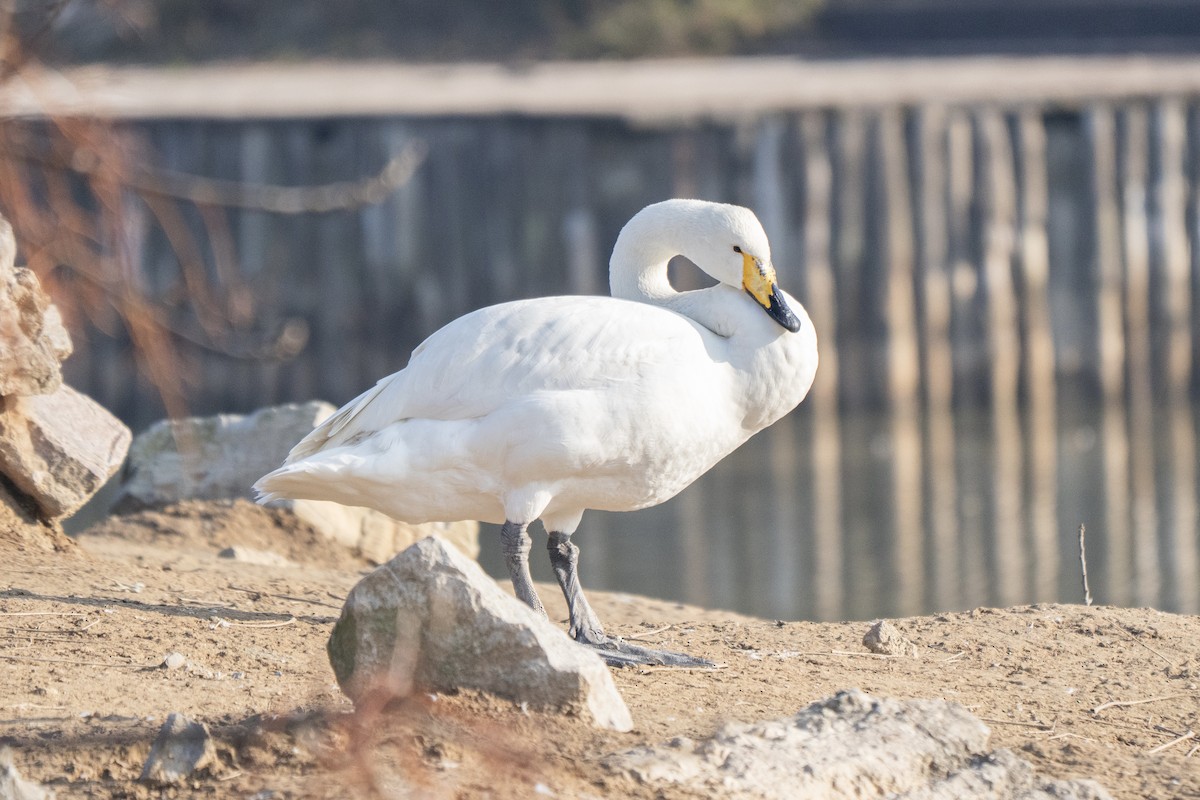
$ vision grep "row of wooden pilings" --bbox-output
[5,89,1200,617]
[762,100,1199,618]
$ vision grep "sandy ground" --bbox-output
[1,500,1198,799]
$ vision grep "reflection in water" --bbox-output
[478,393,1200,621]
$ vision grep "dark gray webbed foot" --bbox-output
[545,529,714,668]
[578,631,716,669]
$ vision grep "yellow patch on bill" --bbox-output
[741,251,777,309]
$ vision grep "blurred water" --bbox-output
[477,391,1200,621]
[36,101,1200,623]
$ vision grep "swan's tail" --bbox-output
[253,454,361,506]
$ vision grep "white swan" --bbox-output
[255,199,818,666]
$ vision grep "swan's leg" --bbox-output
[546,531,606,641]
[547,531,714,669]
[501,520,546,618]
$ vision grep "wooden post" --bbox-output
[1089,106,1127,401]
[879,108,923,616]
[1156,99,1193,396]
[832,111,869,407]
[1087,103,1130,604]
[946,108,985,596]
[1155,99,1197,613]
[976,108,1023,607]
[321,123,369,397]
[800,110,843,621]
[1016,108,1059,603]
[1119,106,1160,607]
[915,104,959,611]
[753,115,802,614]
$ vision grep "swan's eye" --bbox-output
[732,245,742,254]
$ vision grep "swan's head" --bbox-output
[627,199,803,333]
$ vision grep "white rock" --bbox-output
[328,536,632,732]
[139,713,217,786]
[120,402,336,506]
[0,385,131,519]
[162,652,187,670]
[863,619,915,656]
[610,690,1111,799]
[290,499,479,562]
[118,403,479,560]
[0,216,72,399]
[0,746,54,800]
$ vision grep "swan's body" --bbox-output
[256,199,818,666]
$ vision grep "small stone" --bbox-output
[328,536,632,732]
[139,713,217,786]
[0,385,131,519]
[863,620,914,656]
[162,652,187,670]
[0,746,54,800]
[217,545,294,567]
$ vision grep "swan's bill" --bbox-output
[741,251,803,333]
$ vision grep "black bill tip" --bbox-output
[766,288,802,333]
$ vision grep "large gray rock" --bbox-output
[139,713,217,786]
[0,217,72,398]
[0,385,131,519]
[118,402,478,560]
[610,689,1111,800]
[120,402,337,505]
[328,536,632,732]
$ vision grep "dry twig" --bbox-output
[1147,730,1195,755]
[224,617,297,629]
[1117,625,1174,666]
[626,624,675,641]
[1078,523,1093,606]
[1085,714,1187,738]
[1092,693,1194,714]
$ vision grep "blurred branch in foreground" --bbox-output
[10,133,427,214]
[0,4,426,420]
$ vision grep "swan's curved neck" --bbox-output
[608,212,679,302]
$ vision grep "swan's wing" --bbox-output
[283,380,391,461]
[284,296,708,463]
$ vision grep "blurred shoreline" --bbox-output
[6,55,1200,121]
